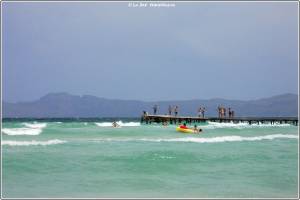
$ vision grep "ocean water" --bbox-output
[2,119,299,198]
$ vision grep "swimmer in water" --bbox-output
[162,121,168,127]
[112,121,120,128]
[193,125,203,133]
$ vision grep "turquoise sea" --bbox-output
[2,119,299,198]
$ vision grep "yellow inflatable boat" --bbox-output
[176,127,195,133]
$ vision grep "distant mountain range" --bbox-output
[2,93,298,118]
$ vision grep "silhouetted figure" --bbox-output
[153,105,158,115]
[198,107,202,117]
[201,107,205,118]
[174,106,178,116]
[228,108,232,118]
[168,105,172,115]
[231,110,235,118]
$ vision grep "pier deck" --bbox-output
[141,115,298,126]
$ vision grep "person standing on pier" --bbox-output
[201,107,206,118]
[168,105,172,116]
[223,107,226,118]
[143,111,148,117]
[153,105,158,115]
[228,108,232,118]
[231,110,235,118]
[174,105,178,116]
[198,107,202,117]
[218,106,222,118]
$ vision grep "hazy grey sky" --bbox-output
[3,2,298,102]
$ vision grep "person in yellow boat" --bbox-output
[179,123,188,129]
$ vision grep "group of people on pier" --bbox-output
[198,107,206,118]
[150,105,235,118]
[217,106,235,118]
[142,106,297,126]
[153,105,179,116]
[168,105,179,116]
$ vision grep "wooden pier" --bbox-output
[141,115,298,126]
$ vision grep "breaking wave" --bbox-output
[22,122,47,129]
[2,139,67,146]
[95,121,140,127]
[93,134,298,143]
[2,122,47,136]
[2,128,43,135]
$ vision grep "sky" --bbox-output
[2,2,298,103]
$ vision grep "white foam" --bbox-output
[95,121,140,127]
[2,122,47,136]
[93,134,298,143]
[2,139,67,146]
[22,122,47,129]
[205,121,291,129]
[2,128,42,135]
[95,122,112,127]
[120,122,140,127]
